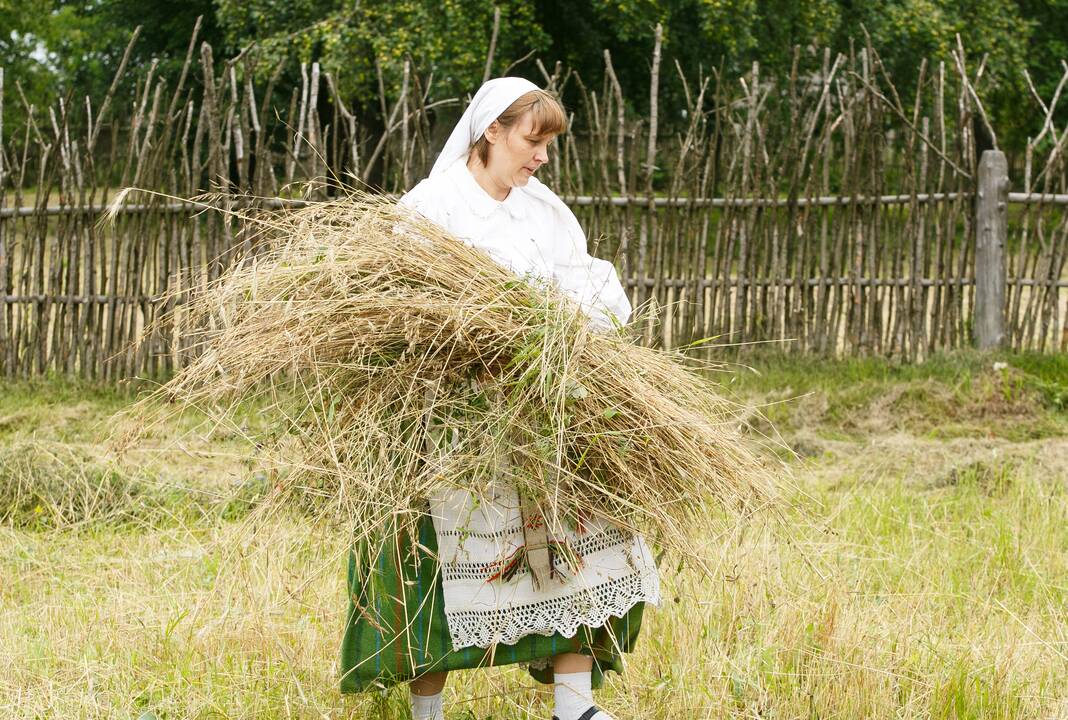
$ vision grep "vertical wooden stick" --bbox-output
[975,150,1007,349]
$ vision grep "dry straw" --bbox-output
[107,187,787,572]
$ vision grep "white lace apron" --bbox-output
[423,380,661,650]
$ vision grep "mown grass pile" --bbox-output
[0,437,274,531]
[109,190,784,565]
[0,440,143,529]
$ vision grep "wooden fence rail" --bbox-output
[2,31,1067,380]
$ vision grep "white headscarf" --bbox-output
[428,76,579,229]
[427,77,632,331]
[430,77,540,178]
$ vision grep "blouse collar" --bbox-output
[446,158,528,221]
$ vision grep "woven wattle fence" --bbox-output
[1,30,1067,380]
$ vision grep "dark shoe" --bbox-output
[553,707,605,720]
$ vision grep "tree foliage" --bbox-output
[214,0,549,116]
[1,0,1066,152]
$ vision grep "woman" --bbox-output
[339,77,661,720]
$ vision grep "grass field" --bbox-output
[2,349,1067,719]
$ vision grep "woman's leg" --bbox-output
[410,671,448,720]
[410,670,448,695]
[552,653,593,673]
[552,653,612,720]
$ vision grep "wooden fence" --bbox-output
[1,28,1067,380]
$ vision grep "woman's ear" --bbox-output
[484,120,501,144]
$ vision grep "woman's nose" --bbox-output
[533,146,549,164]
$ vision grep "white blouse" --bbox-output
[398,157,632,333]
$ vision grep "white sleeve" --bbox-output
[394,180,452,244]
[397,179,445,221]
[550,204,632,333]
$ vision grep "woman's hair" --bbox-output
[471,89,567,167]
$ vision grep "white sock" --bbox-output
[410,689,444,720]
[553,671,613,720]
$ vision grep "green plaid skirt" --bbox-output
[339,511,648,693]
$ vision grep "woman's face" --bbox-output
[482,111,556,188]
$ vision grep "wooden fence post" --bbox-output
[975,150,1007,350]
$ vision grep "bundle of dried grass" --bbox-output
[110,189,785,568]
